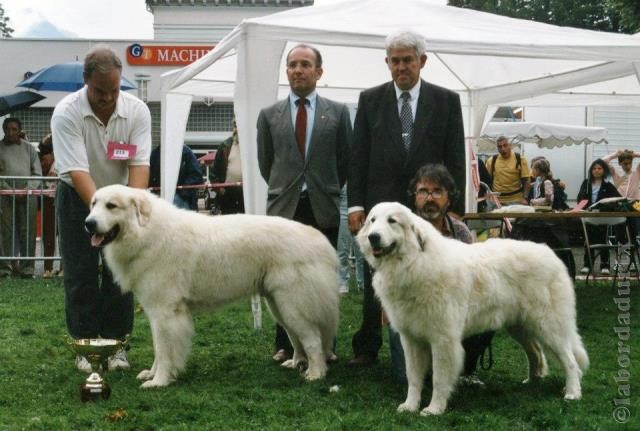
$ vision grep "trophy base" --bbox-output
[80,381,111,402]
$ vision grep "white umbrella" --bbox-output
[477,121,608,152]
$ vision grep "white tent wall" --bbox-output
[504,62,640,107]
[464,99,492,209]
[158,28,242,203]
[592,106,640,157]
[160,91,192,203]
[235,34,285,215]
[160,0,640,214]
[518,103,640,202]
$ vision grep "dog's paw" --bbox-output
[564,390,582,401]
[280,359,296,369]
[304,369,325,381]
[536,364,549,378]
[136,369,154,380]
[140,378,171,389]
[419,404,446,416]
[397,402,419,413]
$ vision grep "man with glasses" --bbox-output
[387,163,493,385]
[257,43,351,364]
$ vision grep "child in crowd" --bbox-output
[576,159,621,275]
[602,149,640,199]
[528,158,554,207]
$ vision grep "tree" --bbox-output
[447,0,635,34]
[609,0,640,33]
[0,3,14,38]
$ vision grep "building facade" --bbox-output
[0,0,313,154]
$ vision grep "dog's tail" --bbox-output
[572,335,589,373]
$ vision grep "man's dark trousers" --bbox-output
[56,181,133,340]
[275,191,338,353]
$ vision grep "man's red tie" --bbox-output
[295,98,307,157]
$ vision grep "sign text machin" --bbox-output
[126,44,214,66]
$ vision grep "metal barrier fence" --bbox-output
[0,177,243,277]
[0,177,243,278]
[0,175,60,277]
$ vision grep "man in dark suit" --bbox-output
[257,44,352,363]
[347,30,466,366]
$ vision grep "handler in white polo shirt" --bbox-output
[51,44,151,373]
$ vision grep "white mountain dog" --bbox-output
[358,202,588,415]
[85,185,339,387]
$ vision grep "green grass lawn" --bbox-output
[0,278,638,430]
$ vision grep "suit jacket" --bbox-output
[257,95,352,228]
[348,80,465,214]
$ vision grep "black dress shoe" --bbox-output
[347,355,377,367]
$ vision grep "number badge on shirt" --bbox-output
[107,141,137,160]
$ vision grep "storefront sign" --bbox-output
[126,44,214,66]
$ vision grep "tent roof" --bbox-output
[477,121,608,152]
[166,0,640,106]
[159,0,640,215]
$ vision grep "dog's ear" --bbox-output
[132,193,152,227]
[411,224,425,252]
[409,214,426,252]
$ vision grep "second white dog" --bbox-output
[358,202,588,416]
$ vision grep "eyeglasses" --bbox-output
[415,189,446,199]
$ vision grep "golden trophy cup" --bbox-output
[65,336,128,402]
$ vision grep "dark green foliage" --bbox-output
[609,0,640,33]
[0,3,13,38]
[447,0,637,34]
[0,278,638,430]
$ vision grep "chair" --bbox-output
[581,216,640,286]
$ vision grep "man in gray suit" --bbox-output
[257,44,352,363]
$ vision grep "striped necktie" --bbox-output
[400,91,413,151]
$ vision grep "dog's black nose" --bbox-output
[85,219,97,234]
[368,232,381,248]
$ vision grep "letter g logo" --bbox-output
[129,44,143,58]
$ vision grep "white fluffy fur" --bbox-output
[357,202,588,416]
[85,185,339,387]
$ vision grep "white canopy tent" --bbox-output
[477,121,609,152]
[160,0,640,213]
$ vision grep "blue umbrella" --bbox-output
[0,90,46,116]
[17,62,137,92]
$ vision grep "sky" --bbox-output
[2,0,417,39]
[2,0,155,39]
